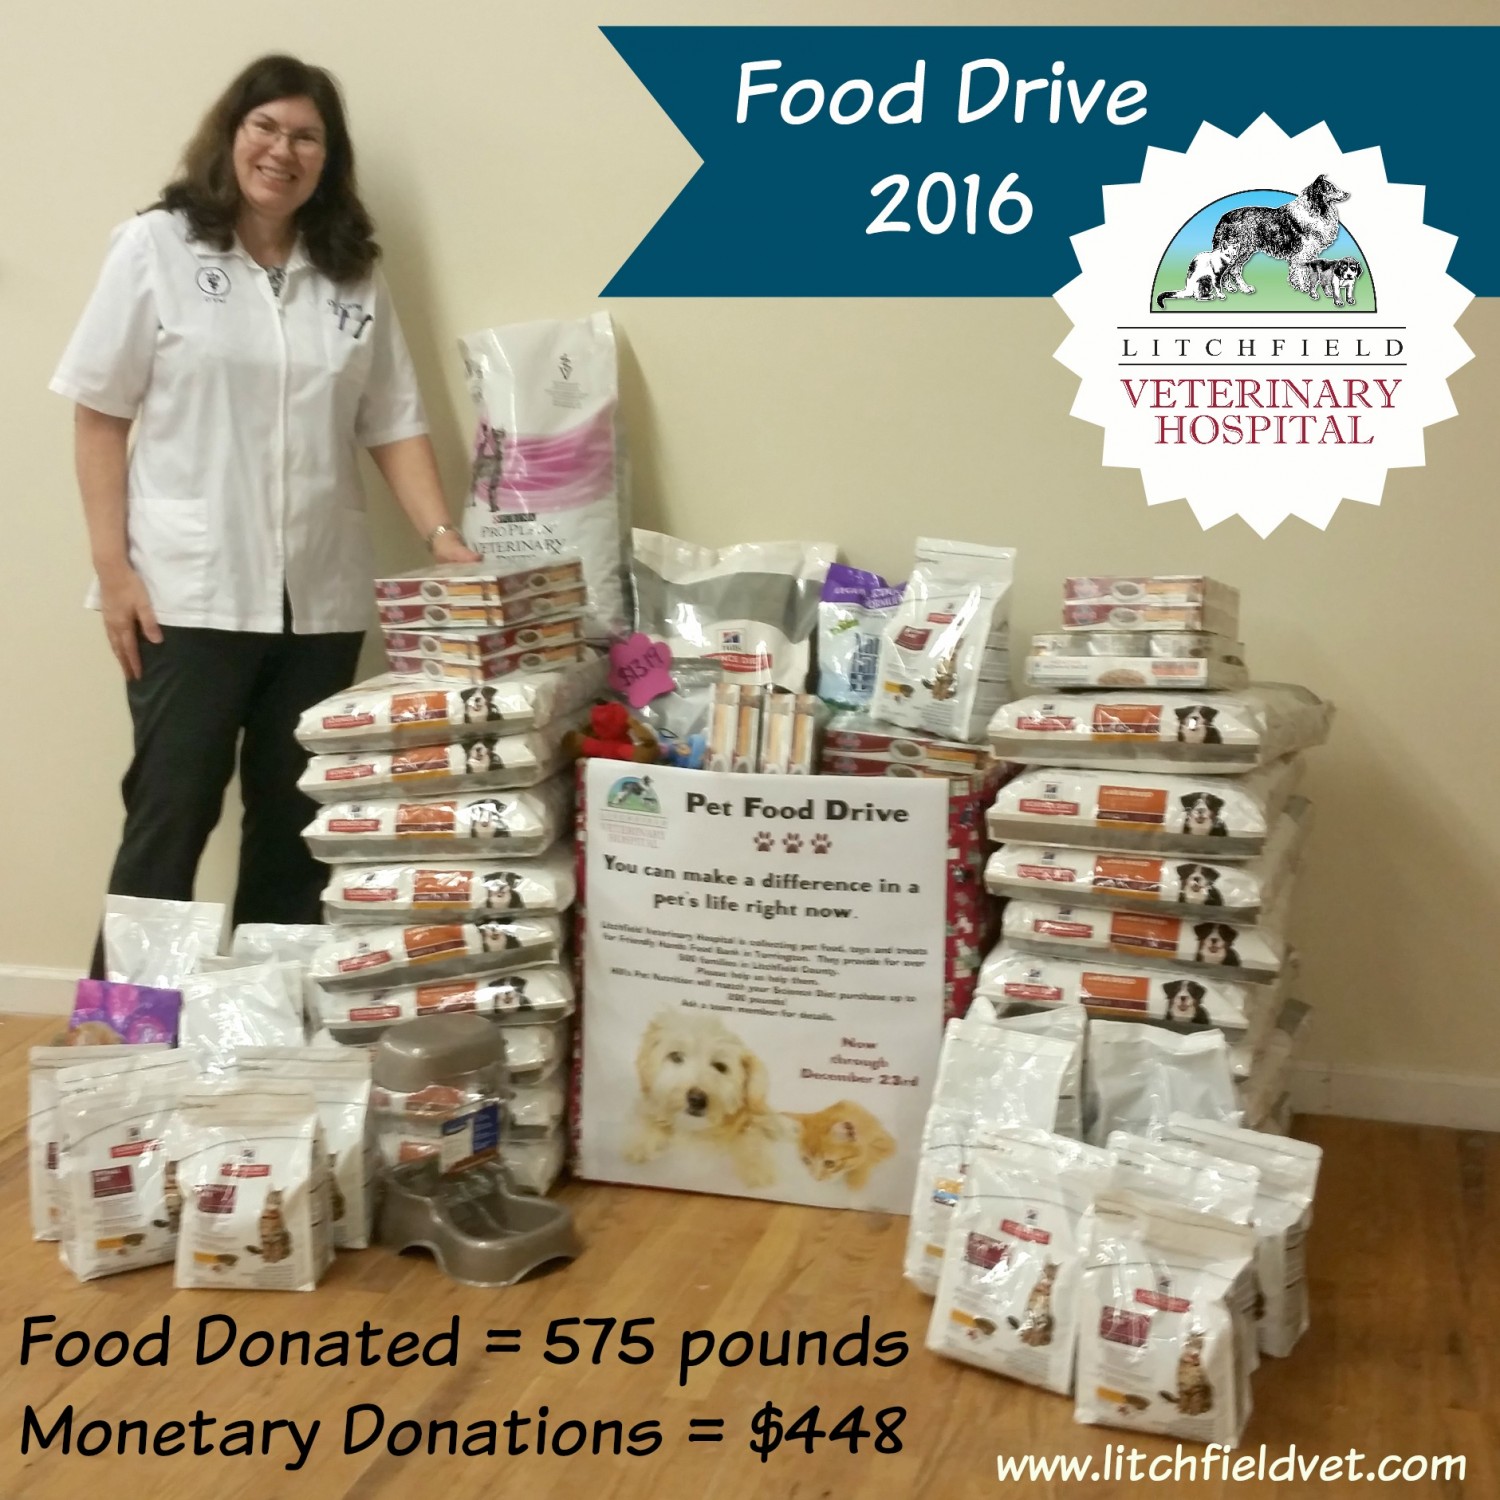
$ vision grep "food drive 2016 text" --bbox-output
[684,793,909,824]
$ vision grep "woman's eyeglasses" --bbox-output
[242,114,326,157]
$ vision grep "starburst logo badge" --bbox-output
[1055,116,1472,534]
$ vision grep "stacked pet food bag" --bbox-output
[905,573,1330,1447]
[30,897,371,1291]
[814,538,1021,1020]
[292,560,608,1198]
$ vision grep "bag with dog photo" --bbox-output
[984,801,1308,922]
[29,1046,172,1242]
[232,1049,375,1251]
[1074,1189,1257,1448]
[303,778,573,862]
[987,684,1333,776]
[1165,1113,1322,1358]
[1000,898,1288,982]
[1085,1021,1240,1145]
[316,965,575,1044]
[927,1129,1112,1395]
[307,916,562,991]
[320,847,576,926]
[168,1081,332,1292]
[975,944,1259,1035]
[986,760,1304,859]
[294,658,608,753]
[54,1056,197,1281]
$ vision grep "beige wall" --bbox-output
[4,2,1495,1093]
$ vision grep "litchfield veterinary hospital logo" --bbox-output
[1056,117,1472,533]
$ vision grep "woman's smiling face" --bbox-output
[233,95,327,223]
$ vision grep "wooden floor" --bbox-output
[0,1014,1495,1500]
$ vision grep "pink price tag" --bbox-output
[608,634,675,708]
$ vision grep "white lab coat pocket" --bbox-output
[127,495,212,622]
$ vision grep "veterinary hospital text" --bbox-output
[1121,376,1400,447]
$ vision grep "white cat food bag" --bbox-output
[308,916,562,991]
[295,658,606,753]
[233,1048,375,1250]
[986,759,1303,858]
[1105,1132,1259,1224]
[874,538,1016,743]
[961,1000,1085,1140]
[230,924,333,968]
[1075,1190,1257,1447]
[905,1024,1076,1293]
[508,1077,567,1132]
[975,944,1259,1034]
[103,896,225,988]
[496,1019,570,1081]
[317,966,575,1042]
[299,720,577,803]
[179,962,305,1076]
[985,802,1307,921]
[1085,1021,1240,1145]
[632,531,836,692]
[928,1129,1112,1395]
[303,778,573,862]
[460,313,630,639]
[1165,1113,1322,1358]
[54,1057,197,1281]
[905,1104,976,1296]
[321,847,576,925]
[169,1082,331,1292]
[988,684,1332,775]
[1001,899,1287,982]
[29,1046,171,1242]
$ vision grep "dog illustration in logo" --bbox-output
[1211,175,1351,295]
[623,1010,784,1188]
[1156,248,1233,308]
[1290,256,1363,308]
[1175,706,1222,745]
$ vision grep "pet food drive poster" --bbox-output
[578,761,948,1213]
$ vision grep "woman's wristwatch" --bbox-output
[425,523,459,552]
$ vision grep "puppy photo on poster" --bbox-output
[576,761,949,1214]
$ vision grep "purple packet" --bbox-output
[68,978,182,1046]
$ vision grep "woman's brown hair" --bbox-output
[150,54,379,283]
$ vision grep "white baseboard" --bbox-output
[0,965,81,1017]
[1290,1061,1500,1133]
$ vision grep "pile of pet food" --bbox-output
[907,1009,1323,1447]
[982,575,1333,1130]
[30,897,375,1290]
[294,564,611,1195]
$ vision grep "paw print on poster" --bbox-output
[783,833,803,853]
[811,833,832,854]
[753,831,774,852]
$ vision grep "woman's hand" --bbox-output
[432,528,482,565]
[97,563,163,680]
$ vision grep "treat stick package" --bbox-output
[927,1129,1112,1395]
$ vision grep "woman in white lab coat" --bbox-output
[52,53,477,963]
